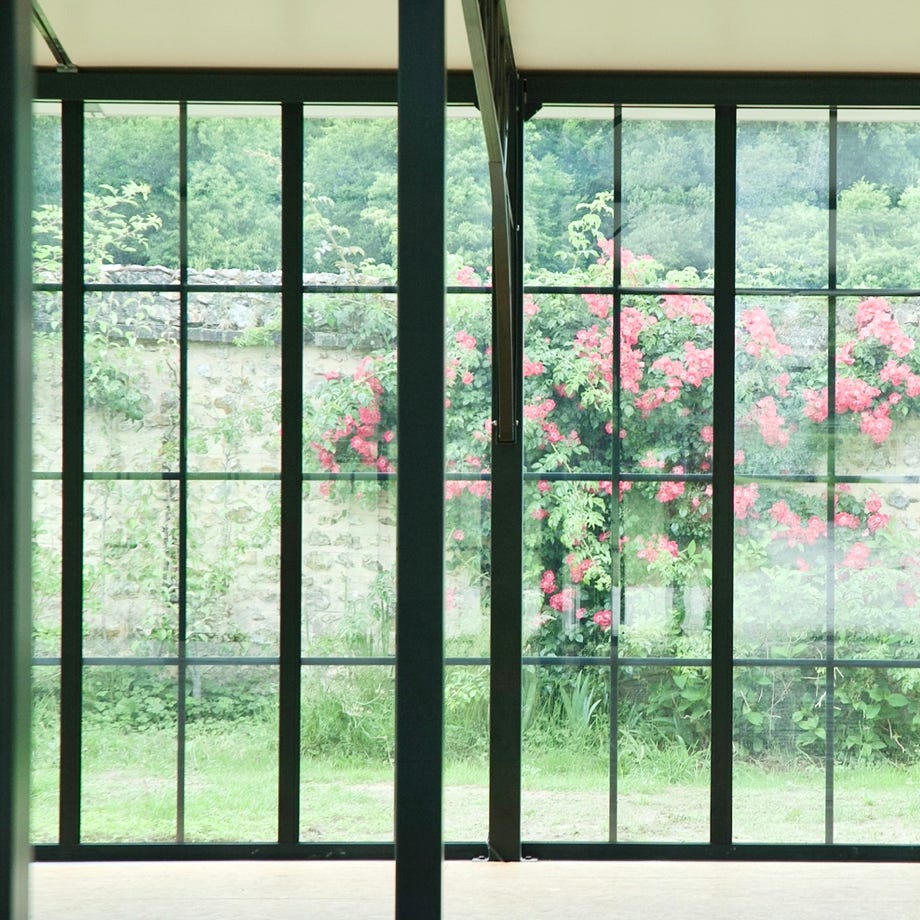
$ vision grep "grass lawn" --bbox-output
[30,718,920,845]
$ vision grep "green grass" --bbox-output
[29,716,920,846]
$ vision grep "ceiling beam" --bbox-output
[32,0,76,72]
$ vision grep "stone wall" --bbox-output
[31,267,411,654]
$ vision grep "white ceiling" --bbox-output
[31,0,920,73]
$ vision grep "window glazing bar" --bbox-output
[608,104,624,843]
[523,72,920,108]
[824,106,839,845]
[175,99,189,845]
[34,71,477,106]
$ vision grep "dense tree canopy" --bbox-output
[30,107,920,289]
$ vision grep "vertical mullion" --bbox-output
[709,104,737,847]
[59,99,85,848]
[278,101,304,845]
[176,101,189,844]
[0,1,32,912]
[824,106,839,845]
[608,103,623,844]
[488,74,523,864]
[395,0,445,913]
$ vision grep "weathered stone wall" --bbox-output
[31,267,408,654]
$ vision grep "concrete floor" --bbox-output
[29,859,920,919]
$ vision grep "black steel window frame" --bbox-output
[31,69,920,864]
[517,83,920,863]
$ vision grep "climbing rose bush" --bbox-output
[305,194,920,665]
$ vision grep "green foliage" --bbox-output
[304,117,397,270]
[300,668,394,763]
[187,115,282,270]
[340,572,395,657]
[445,667,490,757]
[79,667,277,732]
[83,111,179,266]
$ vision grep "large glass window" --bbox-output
[30,85,920,859]
[522,106,714,843]
[32,101,62,845]
[731,107,920,845]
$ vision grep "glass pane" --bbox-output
[523,107,615,282]
[733,666,827,843]
[446,291,491,467]
[734,481,828,659]
[33,291,62,471]
[736,108,829,288]
[187,481,280,657]
[522,290,717,477]
[84,291,179,473]
[33,101,61,283]
[32,480,62,658]
[622,107,714,281]
[621,481,712,659]
[523,478,617,659]
[445,494,490,659]
[617,665,710,842]
[303,292,397,475]
[735,296,827,479]
[446,110,491,282]
[303,110,396,281]
[188,104,280,273]
[83,103,178,282]
[834,667,920,844]
[187,293,281,473]
[834,484,920,660]
[300,665,394,841]
[444,664,489,841]
[521,664,610,841]
[81,665,177,842]
[83,480,178,657]
[301,482,395,657]
[184,664,278,842]
[522,292,614,475]
[620,293,714,472]
[31,664,60,844]
[446,285,491,662]
[835,296,920,477]
[838,109,920,289]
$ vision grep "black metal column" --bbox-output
[0,0,33,916]
[710,105,737,846]
[608,104,624,843]
[395,0,446,916]
[176,100,189,844]
[824,107,839,845]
